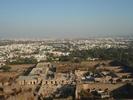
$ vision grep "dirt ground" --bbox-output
[54,60,111,72]
[0,64,35,82]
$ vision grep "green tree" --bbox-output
[0,65,11,72]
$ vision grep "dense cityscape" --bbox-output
[0,37,133,100]
[1,0,133,100]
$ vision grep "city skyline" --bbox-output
[0,0,133,39]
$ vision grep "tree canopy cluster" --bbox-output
[0,65,11,72]
[6,57,37,65]
[59,42,133,68]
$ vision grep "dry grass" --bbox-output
[0,64,35,82]
[54,60,112,72]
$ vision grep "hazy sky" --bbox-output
[0,0,133,39]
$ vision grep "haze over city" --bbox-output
[1,0,133,100]
[0,0,133,39]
